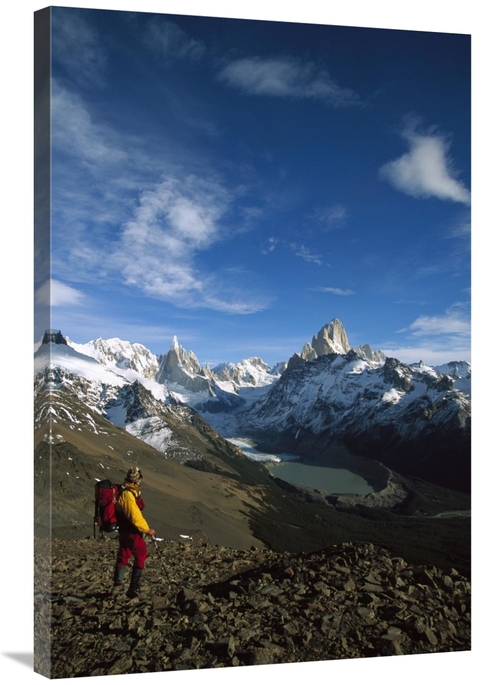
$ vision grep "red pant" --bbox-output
[116,532,147,570]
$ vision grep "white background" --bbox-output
[1,1,495,683]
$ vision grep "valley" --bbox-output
[30,12,473,677]
[34,319,471,576]
[33,321,472,679]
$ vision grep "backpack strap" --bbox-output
[121,487,144,510]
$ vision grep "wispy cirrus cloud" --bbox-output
[382,344,471,366]
[379,118,470,205]
[263,237,323,266]
[52,8,108,88]
[261,237,279,255]
[403,308,470,338]
[52,83,128,169]
[380,304,471,364]
[312,204,348,229]
[291,243,323,266]
[218,56,361,107]
[50,81,270,316]
[314,286,355,296]
[81,168,269,314]
[144,19,206,63]
[448,211,471,240]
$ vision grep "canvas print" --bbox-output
[34,5,471,679]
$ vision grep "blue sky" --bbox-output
[1,2,497,682]
[35,6,471,367]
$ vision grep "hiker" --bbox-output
[112,466,156,598]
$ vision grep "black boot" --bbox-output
[127,567,142,599]
[111,565,126,595]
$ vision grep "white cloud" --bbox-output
[145,20,206,63]
[448,211,471,239]
[35,279,85,307]
[51,9,107,88]
[383,345,471,365]
[291,243,323,266]
[218,56,360,107]
[262,237,279,254]
[113,178,226,299]
[49,81,268,315]
[113,175,269,314]
[379,120,470,205]
[315,287,355,296]
[390,305,471,364]
[262,238,324,266]
[313,204,348,229]
[52,83,128,169]
[404,310,470,338]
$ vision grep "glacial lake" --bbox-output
[228,438,374,496]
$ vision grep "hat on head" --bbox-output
[126,466,143,484]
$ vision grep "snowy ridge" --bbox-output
[35,341,169,411]
[70,337,160,380]
[34,325,471,429]
[431,361,471,397]
[125,417,175,455]
[242,349,471,490]
[212,357,280,389]
[34,322,471,488]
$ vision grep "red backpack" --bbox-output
[94,479,122,537]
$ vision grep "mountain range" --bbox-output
[35,318,471,491]
[34,318,471,570]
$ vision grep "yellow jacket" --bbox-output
[116,481,150,534]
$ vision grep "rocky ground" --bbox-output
[34,534,471,678]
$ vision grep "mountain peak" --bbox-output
[301,318,351,360]
[42,329,68,346]
[157,336,206,390]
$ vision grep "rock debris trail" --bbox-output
[35,536,470,677]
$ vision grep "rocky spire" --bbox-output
[310,318,351,358]
[157,336,214,393]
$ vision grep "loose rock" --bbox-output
[35,536,471,677]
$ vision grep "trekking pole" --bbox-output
[151,536,169,577]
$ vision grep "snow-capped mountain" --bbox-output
[33,331,279,466]
[35,337,168,408]
[70,336,160,380]
[212,357,280,389]
[431,361,471,397]
[300,319,386,364]
[34,337,266,478]
[34,318,471,491]
[155,336,245,412]
[300,317,351,359]
[246,351,469,437]
[243,348,471,492]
